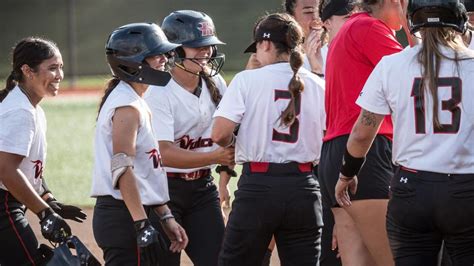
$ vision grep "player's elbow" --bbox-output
[211,130,227,147]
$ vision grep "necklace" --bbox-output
[18,85,34,106]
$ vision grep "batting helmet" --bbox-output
[106,23,180,86]
[408,0,468,34]
[463,0,474,12]
[161,10,225,77]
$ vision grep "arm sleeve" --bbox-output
[363,22,403,66]
[144,89,175,142]
[356,59,391,115]
[213,73,246,124]
[0,109,35,157]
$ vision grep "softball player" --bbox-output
[90,23,188,265]
[462,0,474,48]
[144,10,234,266]
[319,0,416,265]
[213,13,325,265]
[336,1,474,264]
[0,37,77,265]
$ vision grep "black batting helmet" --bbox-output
[463,0,474,12]
[106,22,180,86]
[408,0,468,34]
[161,10,225,77]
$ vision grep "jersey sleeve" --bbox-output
[0,109,35,157]
[213,73,246,123]
[356,59,391,115]
[363,22,403,66]
[144,88,175,142]
[214,74,228,95]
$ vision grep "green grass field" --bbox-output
[42,96,239,207]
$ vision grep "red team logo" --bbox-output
[31,160,43,180]
[176,135,213,150]
[197,22,214,37]
[146,149,162,169]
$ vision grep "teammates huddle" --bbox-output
[1,1,474,266]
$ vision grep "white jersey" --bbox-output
[357,45,474,174]
[91,81,169,205]
[144,75,227,174]
[469,36,474,50]
[214,63,326,164]
[0,86,46,194]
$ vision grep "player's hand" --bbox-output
[161,218,188,253]
[134,219,167,265]
[331,224,341,259]
[214,147,235,166]
[305,25,324,74]
[245,54,261,70]
[38,208,72,243]
[46,197,87,223]
[335,175,358,207]
[219,179,231,209]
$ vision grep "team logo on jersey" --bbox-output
[146,149,162,169]
[176,135,213,150]
[31,160,43,180]
[197,22,214,37]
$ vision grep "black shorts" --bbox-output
[387,167,474,265]
[318,135,393,208]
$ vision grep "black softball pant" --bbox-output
[150,175,225,266]
[93,196,152,266]
[0,189,43,266]
[218,162,323,266]
[387,167,474,265]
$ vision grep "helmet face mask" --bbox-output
[408,0,468,34]
[162,10,226,77]
[106,22,180,86]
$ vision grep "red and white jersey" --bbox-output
[0,86,46,194]
[144,75,227,173]
[91,81,169,205]
[357,45,474,174]
[214,63,326,164]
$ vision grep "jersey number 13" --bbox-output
[411,77,461,134]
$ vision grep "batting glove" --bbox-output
[38,208,72,243]
[46,197,87,223]
[134,219,167,265]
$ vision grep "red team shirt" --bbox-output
[324,12,403,142]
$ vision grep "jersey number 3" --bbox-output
[411,77,461,134]
[272,90,301,143]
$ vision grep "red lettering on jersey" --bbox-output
[31,160,43,180]
[176,135,213,150]
[197,22,214,37]
[146,149,162,169]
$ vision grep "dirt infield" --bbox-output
[27,208,281,265]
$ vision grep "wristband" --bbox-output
[311,71,324,78]
[159,211,175,223]
[223,134,236,148]
[340,148,365,178]
[215,165,237,177]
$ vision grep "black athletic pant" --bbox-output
[218,162,323,266]
[93,196,153,266]
[387,168,474,265]
[150,175,225,266]
[0,189,43,266]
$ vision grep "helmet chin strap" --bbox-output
[174,58,208,76]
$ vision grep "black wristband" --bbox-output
[340,148,365,178]
[134,219,151,232]
[215,165,237,177]
[311,71,324,78]
[37,207,54,221]
[40,180,51,197]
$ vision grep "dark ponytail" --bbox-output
[1,37,59,102]
[97,78,120,118]
[200,71,222,106]
[281,50,304,126]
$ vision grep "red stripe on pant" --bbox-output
[4,192,36,265]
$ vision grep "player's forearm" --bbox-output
[347,110,384,157]
[160,144,217,168]
[1,168,49,214]
[118,168,147,221]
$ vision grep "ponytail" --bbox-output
[97,78,120,119]
[280,49,304,126]
[0,72,19,102]
[201,71,222,106]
